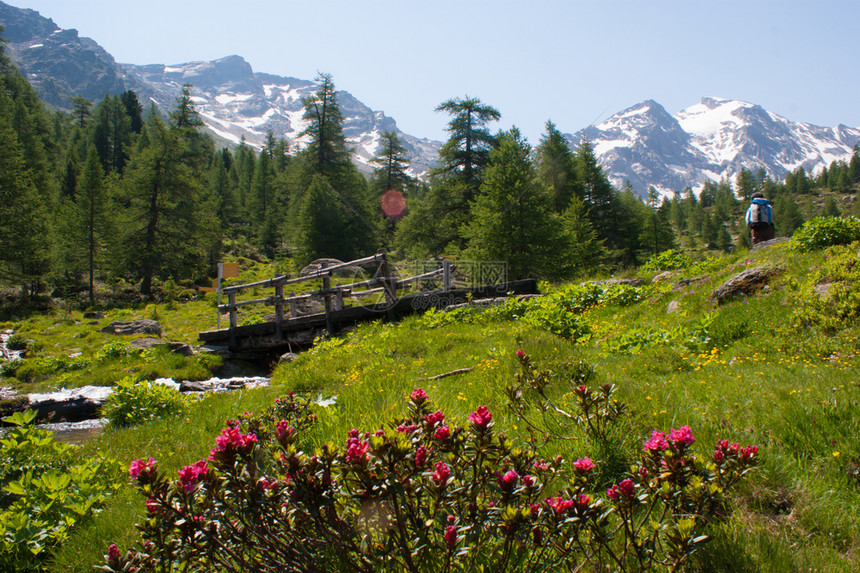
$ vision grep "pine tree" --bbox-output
[435,96,500,199]
[821,196,841,217]
[0,90,47,294]
[464,128,567,280]
[77,146,109,304]
[370,130,412,192]
[300,73,350,180]
[535,121,580,213]
[116,106,212,295]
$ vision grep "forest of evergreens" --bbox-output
[2,25,860,311]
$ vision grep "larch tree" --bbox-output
[76,146,109,304]
[464,128,567,280]
[535,120,580,213]
[435,96,500,200]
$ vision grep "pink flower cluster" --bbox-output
[643,430,668,452]
[545,495,574,515]
[434,425,451,441]
[345,429,370,464]
[425,410,445,428]
[128,457,156,480]
[607,478,636,501]
[275,420,294,443]
[432,461,451,487]
[515,349,526,360]
[415,446,429,469]
[411,388,428,403]
[668,425,695,447]
[177,460,208,494]
[496,469,519,491]
[573,457,595,474]
[209,426,258,460]
[444,515,457,549]
[713,440,758,462]
[468,405,493,429]
[643,425,696,452]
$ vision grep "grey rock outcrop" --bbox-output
[100,319,162,336]
[709,266,782,304]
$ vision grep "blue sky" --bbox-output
[9,0,860,143]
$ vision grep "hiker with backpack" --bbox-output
[745,192,775,245]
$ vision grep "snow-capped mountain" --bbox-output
[568,97,860,197]
[119,56,440,177]
[0,2,439,177]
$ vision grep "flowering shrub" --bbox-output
[104,389,759,571]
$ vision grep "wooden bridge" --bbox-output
[198,250,537,357]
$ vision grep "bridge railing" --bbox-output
[217,249,452,338]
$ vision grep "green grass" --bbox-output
[7,239,859,571]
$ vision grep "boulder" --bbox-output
[667,300,681,314]
[100,319,162,336]
[83,310,105,319]
[278,352,300,364]
[672,275,709,292]
[129,337,194,356]
[651,271,674,284]
[709,266,782,305]
[751,237,789,251]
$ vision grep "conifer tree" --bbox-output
[535,121,580,213]
[77,146,109,304]
[0,89,47,295]
[464,128,567,280]
[370,130,411,192]
[300,73,350,180]
[774,194,804,237]
[435,96,500,199]
[116,105,212,295]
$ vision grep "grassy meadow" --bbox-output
[3,239,860,571]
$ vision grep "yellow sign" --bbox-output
[220,262,240,279]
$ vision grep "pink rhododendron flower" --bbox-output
[411,388,428,403]
[432,461,451,486]
[516,349,526,359]
[607,478,636,501]
[434,425,451,441]
[533,460,549,471]
[523,474,535,488]
[496,469,518,490]
[741,445,759,460]
[668,425,695,447]
[713,449,724,463]
[426,410,445,428]
[545,495,574,515]
[177,460,208,494]
[415,446,429,468]
[643,430,669,452]
[345,437,370,464]
[107,543,120,561]
[444,524,457,548]
[128,457,156,479]
[574,494,591,512]
[468,405,493,429]
[573,457,596,473]
[275,421,293,442]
